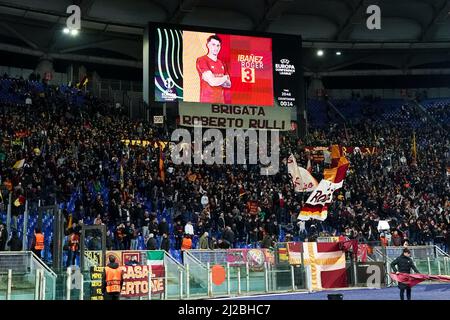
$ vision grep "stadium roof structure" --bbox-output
[1,0,450,74]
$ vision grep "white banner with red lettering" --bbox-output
[287,154,318,192]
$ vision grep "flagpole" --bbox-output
[6,192,12,236]
[344,123,349,142]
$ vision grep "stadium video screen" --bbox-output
[150,24,301,109]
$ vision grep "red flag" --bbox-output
[390,273,450,287]
[357,244,368,262]
[306,242,348,289]
[247,200,259,215]
[330,144,342,167]
[287,242,303,265]
[323,156,349,185]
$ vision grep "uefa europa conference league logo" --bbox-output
[162,77,177,101]
[170,124,280,175]
[275,59,295,76]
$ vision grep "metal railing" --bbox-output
[163,251,185,300]
[372,246,450,287]
[30,252,57,279]
[183,251,209,297]
[373,245,444,261]
[371,247,395,286]
[435,246,450,259]
[0,251,57,300]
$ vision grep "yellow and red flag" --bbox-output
[330,144,342,167]
[14,195,25,207]
[298,151,349,221]
[287,242,347,290]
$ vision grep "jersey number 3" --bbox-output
[241,67,255,83]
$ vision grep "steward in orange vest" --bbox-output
[181,235,192,251]
[31,228,44,258]
[66,231,80,267]
[102,255,124,300]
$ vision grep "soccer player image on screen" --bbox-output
[196,35,231,103]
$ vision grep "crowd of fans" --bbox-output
[0,74,449,261]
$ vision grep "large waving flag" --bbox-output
[298,166,318,192]
[287,154,301,188]
[298,149,349,221]
[330,144,342,167]
[288,242,347,290]
[297,180,334,220]
[390,273,450,287]
[323,156,349,188]
[288,154,318,192]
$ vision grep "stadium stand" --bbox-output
[1,76,449,266]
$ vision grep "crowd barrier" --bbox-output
[2,244,447,300]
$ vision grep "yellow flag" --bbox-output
[12,159,25,169]
[67,214,73,231]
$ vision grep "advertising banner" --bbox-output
[90,266,104,300]
[226,249,274,271]
[121,264,165,297]
[178,101,291,130]
[246,200,259,215]
[90,250,166,298]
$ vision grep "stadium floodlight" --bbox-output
[336,51,342,56]
[63,28,70,34]
[70,29,79,36]
[317,49,324,57]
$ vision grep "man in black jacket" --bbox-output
[0,223,7,251]
[261,233,273,249]
[7,230,22,251]
[160,233,170,252]
[174,221,184,250]
[158,218,169,236]
[391,248,420,300]
[146,233,157,250]
[217,239,231,249]
[222,226,235,248]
